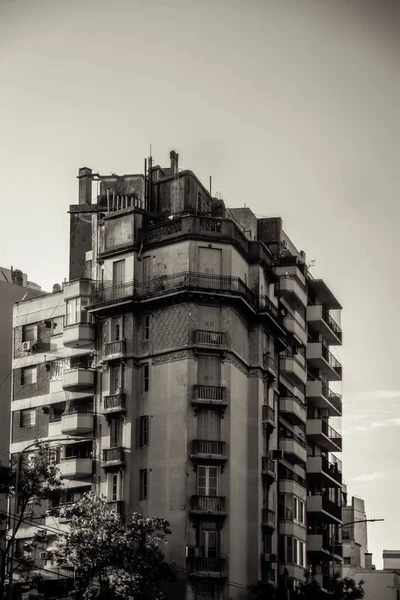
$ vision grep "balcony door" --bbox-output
[198,248,222,276]
[199,306,221,331]
[110,417,123,447]
[199,522,219,558]
[198,356,221,387]
[197,411,221,441]
[197,465,218,497]
[112,260,126,286]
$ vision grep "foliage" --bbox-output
[0,443,62,599]
[53,492,175,600]
[249,571,365,600]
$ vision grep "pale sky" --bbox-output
[1,0,399,568]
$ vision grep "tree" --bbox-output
[0,443,62,598]
[53,492,175,600]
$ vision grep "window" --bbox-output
[144,315,150,341]
[21,366,37,385]
[110,473,119,502]
[139,416,149,447]
[65,442,92,459]
[197,411,221,440]
[139,469,148,500]
[142,256,151,282]
[197,356,221,386]
[112,260,126,286]
[111,317,122,341]
[291,538,306,567]
[142,363,149,393]
[51,316,64,335]
[110,417,123,447]
[22,324,37,343]
[293,496,305,525]
[197,466,218,497]
[51,358,70,380]
[66,298,79,326]
[110,364,124,394]
[199,522,218,557]
[20,409,36,428]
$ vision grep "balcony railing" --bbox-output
[194,330,225,346]
[280,430,306,448]
[320,495,342,520]
[103,393,125,413]
[191,495,226,512]
[189,556,226,575]
[263,353,278,372]
[321,345,342,372]
[321,456,342,483]
[279,468,306,488]
[262,405,275,424]
[104,340,126,356]
[193,385,226,402]
[102,447,124,464]
[262,508,276,528]
[192,440,226,455]
[262,456,276,476]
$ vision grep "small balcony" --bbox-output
[280,353,307,386]
[262,508,276,530]
[306,343,342,381]
[280,393,307,426]
[103,393,126,415]
[262,405,275,433]
[307,533,342,559]
[101,447,125,469]
[262,456,276,483]
[190,495,227,516]
[59,457,92,480]
[60,410,94,435]
[306,419,342,452]
[192,385,227,411]
[307,494,342,523]
[306,380,342,417]
[276,272,308,308]
[307,455,342,488]
[257,297,287,339]
[284,315,308,347]
[103,340,126,360]
[306,305,342,346]
[280,435,307,465]
[188,555,227,578]
[263,353,278,381]
[62,368,95,392]
[63,317,95,349]
[191,440,227,463]
[193,330,226,348]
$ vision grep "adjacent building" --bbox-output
[10,151,343,599]
[341,495,369,576]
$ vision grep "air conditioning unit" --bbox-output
[22,341,36,352]
[271,449,285,460]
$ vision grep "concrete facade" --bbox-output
[10,151,343,599]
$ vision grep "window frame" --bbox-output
[144,315,150,341]
[21,366,37,385]
[20,409,36,428]
[139,415,149,448]
[293,496,305,525]
[22,324,37,343]
[142,363,149,393]
[139,469,148,500]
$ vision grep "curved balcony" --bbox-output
[62,368,95,392]
[63,320,95,349]
[280,352,307,386]
[60,410,94,435]
[59,457,92,480]
[280,434,307,465]
[280,393,307,426]
[284,315,308,347]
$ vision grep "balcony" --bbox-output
[193,330,226,348]
[188,555,227,578]
[276,272,308,308]
[262,508,276,530]
[307,456,342,488]
[306,305,342,346]
[192,386,227,411]
[280,393,306,426]
[103,393,126,415]
[306,343,342,381]
[262,405,275,433]
[191,440,227,464]
[284,315,308,347]
[262,456,276,483]
[306,419,342,452]
[101,447,125,469]
[307,533,342,559]
[190,495,227,516]
[263,352,278,381]
[59,457,92,480]
[306,380,342,417]
[60,410,94,435]
[62,368,95,392]
[257,296,287,339]
[63,317,95,349]
[307,276,342,310]
[307,494,342,523]
[280,353,307,386]
[103,340,126,360]
[280,434,307,465]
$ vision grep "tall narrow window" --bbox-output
[144,315,150,341]
[112,260,126,286]
[197,411,221,441]
[111,317,122,341]
[110,417,123,447]
[111,473,118,502]
[199,522,218,558]
[197,466,218,497]
[110,364,124,394]
[142,363,149,393]
[139,416,149,447]
[21,366,37,385]
[142,256,151,282]
[197,356,221,387]
[139,470,148,500]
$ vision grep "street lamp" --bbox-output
[331,518,385,577]
[8,435,92,599]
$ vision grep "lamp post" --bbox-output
[331,518,385,578]
[7,435,91,599]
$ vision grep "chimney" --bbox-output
[365,553,373,569]
[170,151,179,175]
[77,167,93,205]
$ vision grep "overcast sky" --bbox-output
[1,0,399,568]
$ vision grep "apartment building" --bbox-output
[341,495,369,576]
[10,151,343,600]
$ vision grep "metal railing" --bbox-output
[192,440,226,455]
[191,496,226,512]
[279,468,306,487]
[309,419,342,449]
[262,405,275,423]
[262,508,276,527]
[102,447,124,463]
[321,456,342,484]
[262,457,276,475]
[104,340,126,356]
[103,393,125,412]
[194,330,225,346]
[62,406,93,415]
[321,345,342,371]
[189,556,226,574]
[193,385,226,402]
